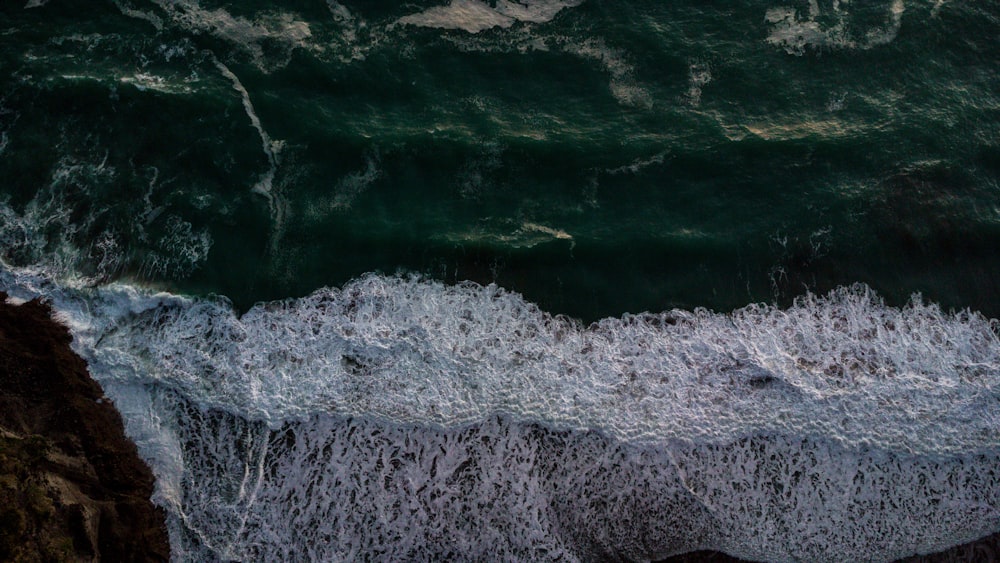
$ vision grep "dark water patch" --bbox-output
[1,0,999,321]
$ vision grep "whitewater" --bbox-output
[2,263,998,561]
[3,0,1000,559]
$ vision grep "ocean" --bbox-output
[1,0,998,560]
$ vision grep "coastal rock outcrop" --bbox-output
[0,293,169,562]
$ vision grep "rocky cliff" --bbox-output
[0,293,169,562]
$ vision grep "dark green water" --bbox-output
[2,0,999,320]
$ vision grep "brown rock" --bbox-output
[0,292,170,562]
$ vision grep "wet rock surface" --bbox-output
[0,293,169,562]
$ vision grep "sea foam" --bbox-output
[0,265,997,561]
[397,0,584,33]
[766,0,905,55]
[73,274,1000,456]
[143,408,999,561]
[146,0,313,69]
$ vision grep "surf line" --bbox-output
[213,57,287,252]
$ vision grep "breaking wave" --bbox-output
[1,264,998,561]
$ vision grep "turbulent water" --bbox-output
[1,0,999,561]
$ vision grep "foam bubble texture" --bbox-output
[133,396,1000,562]
[766,0,905,55]
[0,159,212,285]
[147,0,312,70]
[78,274,1000,456]
[1,267,997,560]
[397,0,583,33]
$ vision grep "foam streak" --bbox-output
[213,60,286,248]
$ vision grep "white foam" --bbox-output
[326,0,354,24]
[148,0,312,70]
[437,219,574,249]
[1,264,998,560]
[492,0,583,23]
[399,0,516,33]
[405,22,648,109]
[767,0,905,55]
[118,73,196,95]
[131,403,1000,560]
[28,272,996,458]
[0,157,115,284]
[443,21,551,54]
[213,60,286,248]
[397,0,583,33]
[520,222,573,241]
[561,38,652,108]
[316,0,395,65]
[686,62,712,107]
[113,0,164,31]
[0,157,212,285]
[606,149,669,175]
[139,216,212,279]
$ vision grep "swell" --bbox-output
[5,0,1000,321]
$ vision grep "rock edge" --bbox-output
[0,293,169,562]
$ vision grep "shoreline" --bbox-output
[1,292,995,561]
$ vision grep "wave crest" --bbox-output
[26,272,992,457]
